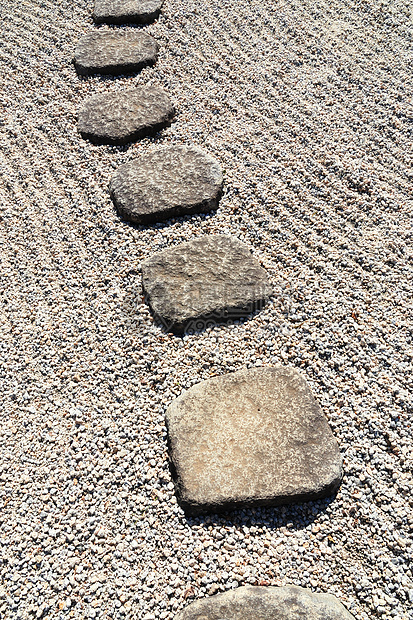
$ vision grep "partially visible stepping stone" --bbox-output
[174,585,355,620]
[166,367,343,515]
[74,30,159,76]
[110,146,223,224]
[93,0,163,24]
[141,235,272,332]
[78,86,174,145]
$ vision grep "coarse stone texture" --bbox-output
[78,86,174,145]
[174,585,356,620]
[93,0,163,24]
[110,146,223,224]
[141,235,272,332]
[74,30,159,76]
[166,367,343,515]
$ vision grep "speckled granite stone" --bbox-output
[110,146,223,224]
[78,86,174,145]
[93,0,163,24]
[74,30,159,76]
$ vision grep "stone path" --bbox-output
[71,1,352,617]
[74,30,159,76]
[166,367,342,515]
[141,235,272,333]
[174,585,356,620]
[78,86,175,145]
[110,145,223,224]
[93,0,164,24]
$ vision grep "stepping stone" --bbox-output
[93,0,163,24]
[141,235,272,333]
[110,146,223,225]
[166,367,342,515]
[174,585,356,620]
[74,30,159,76]
[78,86,174,145]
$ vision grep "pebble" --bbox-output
[0,0,412,619]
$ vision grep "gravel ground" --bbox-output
[0,0,412,619]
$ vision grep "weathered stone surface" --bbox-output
[110,146,223,224]
[174,586,355,620]
[141,235,272,332]
[78,86,174,145]
[74,30,159,76]
[93,0,163,24]
[166,367,343,515]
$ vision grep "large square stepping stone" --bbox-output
[174,586,356,620]
[93,0,163,24]
[110,146,223,224]
[78,86,174,145]
[74,31,159,76]
[166,367,343,515]
[141,235,272,333]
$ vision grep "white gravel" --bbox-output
[0,0,412,619]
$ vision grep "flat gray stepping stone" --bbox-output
[174,586,355,620]
[74,30,159,76]
[166,367,343,515]
[110,146,223,224]
[141,235,272,333]
[78,86,174,145]
[93,0,163,24]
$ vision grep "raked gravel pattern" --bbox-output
[0,0,412,619]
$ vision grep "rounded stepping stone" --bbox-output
[141,235,272,333]
[93,0,163,24]
[166,367,343,515]
[74,30,159,76]
[174,585,355,620]
[78,86,175,145]
[110,146,223,225]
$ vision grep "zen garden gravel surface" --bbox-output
[0,0,412,619]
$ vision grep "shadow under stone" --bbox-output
[182,494,338,533]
